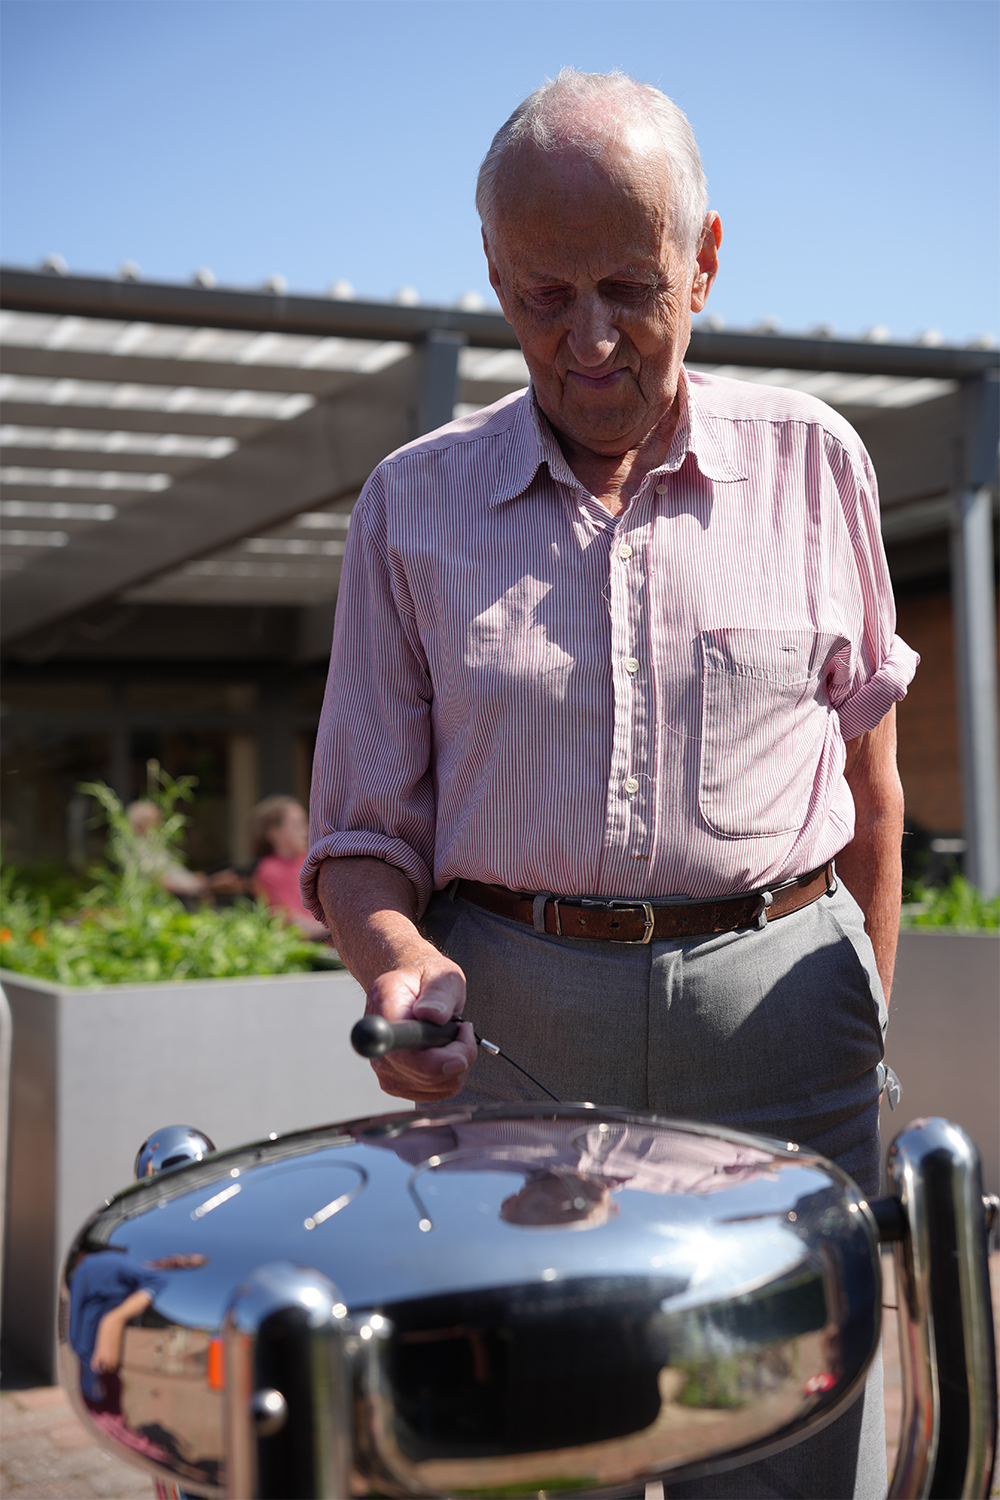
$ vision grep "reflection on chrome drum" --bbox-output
[59,1106,997,1498]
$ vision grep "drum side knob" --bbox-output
[250,1388,288,1438]
[134,1125,216,1179]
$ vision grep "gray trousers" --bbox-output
[422,879,888,1500]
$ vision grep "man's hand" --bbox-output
[317,856,477,1102]
[365,953,477,1102]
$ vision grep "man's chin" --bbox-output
[552,402,654,456]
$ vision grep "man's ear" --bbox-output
[690,212,722,313]
[484,230,514,326]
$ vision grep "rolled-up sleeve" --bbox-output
[836,631,919,741]
[300,469,437,920]
[826,442,919,741]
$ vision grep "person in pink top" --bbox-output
[250,797,328,942]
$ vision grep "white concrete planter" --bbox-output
[880,932,999,1196]
[0,965,401,1379]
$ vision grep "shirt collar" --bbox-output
[489,366,746,508]
[654,367,749,484]
[489,385,570,507]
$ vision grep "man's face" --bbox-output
[486,137,720,458]
[500,1171,615,1229]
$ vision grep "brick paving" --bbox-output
[3,1253,998,1498]
[1,1384,152,1498]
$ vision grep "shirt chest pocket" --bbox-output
[697,629,847,839]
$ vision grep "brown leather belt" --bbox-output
[455,863,835,944]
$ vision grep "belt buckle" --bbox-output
[605,899,656,945]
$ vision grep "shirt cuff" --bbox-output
[300,833,434,922]
[837,633,920,741]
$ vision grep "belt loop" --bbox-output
[825,861,838,897]
[532,892,551,935]
[445,878,460,902]
[755,890,773,930]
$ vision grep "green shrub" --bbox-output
[900,875,1000,932]
[0,876,322,985]
[0,860,95,916]
[677,1355,748,1410]
[0,767,340,984]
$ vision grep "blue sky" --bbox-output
[1,0,997,344]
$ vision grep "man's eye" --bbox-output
[604,282,648,302]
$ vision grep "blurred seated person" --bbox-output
[125,800,211,901]
[250,796,330,941]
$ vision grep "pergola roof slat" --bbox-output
[0,402,269,438]
[0,447,222,476]
[0,350,424,641]
[1,343,378,395]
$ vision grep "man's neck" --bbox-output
[551,402,682,518]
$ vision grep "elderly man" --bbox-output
[303,69,916,1497]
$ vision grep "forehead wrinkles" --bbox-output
[517,248,669,287]
[492,144,676,271]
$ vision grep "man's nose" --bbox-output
[566,296,620,367]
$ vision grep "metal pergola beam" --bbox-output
[3,268,999,381]
[684,338,997,379]
[0,269,519,350]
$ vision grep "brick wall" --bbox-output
[894,588,1000,834]
[895,592,961,833]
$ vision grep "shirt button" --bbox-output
[655,483,669,495]
[618,543,632,559]
[624,657,640,674]
[624,776,640,795]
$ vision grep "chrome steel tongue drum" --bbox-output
[58,1023,996,1499]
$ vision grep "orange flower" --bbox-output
[0,928,11,943]
[29,929,47,946]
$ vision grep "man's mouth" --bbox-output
[565,368,627,392]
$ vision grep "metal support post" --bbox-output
[224,1261,351,1500]
[951,373,1000,897]
[419,329,466,435]
[885,1117,997,1499]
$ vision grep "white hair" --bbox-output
[476,68,708,257]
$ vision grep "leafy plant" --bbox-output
[0,768,340,984]
[0,874,321,984]
[677,1355,748,1410]
[0,860,94,917]
[899,875,999,932]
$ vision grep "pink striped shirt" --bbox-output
[303,369,917,917]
